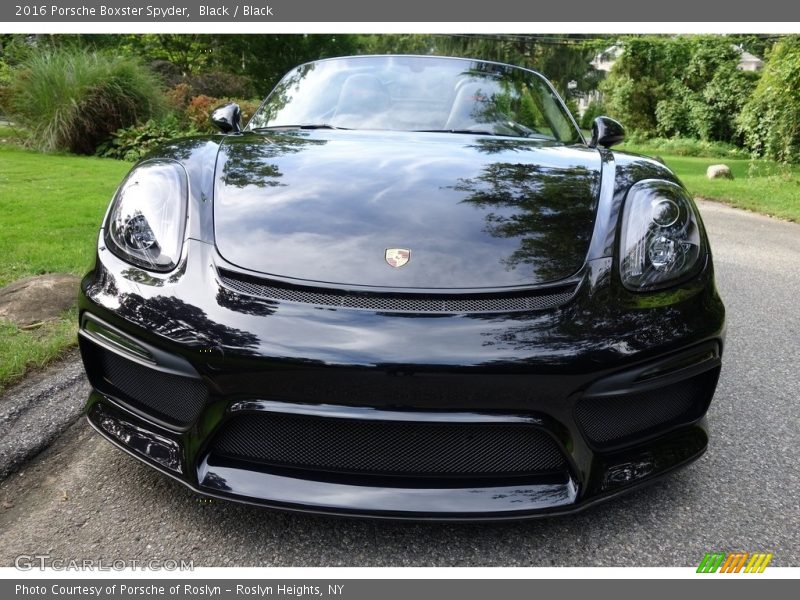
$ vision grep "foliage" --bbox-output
[622,135,749,158]
[3,48,165,154]
[0,60,11,115]
[600,37,691,133]
[654,41,757,143]
[96,114,198,161]
[149,59,184,87]
[166,82,194,110]
[579,99,606,130]
[601,36,758,145]
[185,70,254,99]
[738,36,800,164]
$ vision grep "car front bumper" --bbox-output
[79,238,725,520]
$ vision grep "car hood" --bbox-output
[213,130,601,289]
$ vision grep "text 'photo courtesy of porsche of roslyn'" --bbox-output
[75,54,725,520]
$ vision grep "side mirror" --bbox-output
[211,103,242,134]
[589,116,625,149]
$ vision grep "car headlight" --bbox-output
[105,160,188,272]
[619,179,705,291]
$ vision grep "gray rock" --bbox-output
[706,164,733,180]
[0,273,80,327]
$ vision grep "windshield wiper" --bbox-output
[413,129,499,136]
[251,124,348,131]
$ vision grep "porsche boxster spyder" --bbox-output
[79,55,725,520]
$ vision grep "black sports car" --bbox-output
[79,55,725,520]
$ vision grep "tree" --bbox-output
[738,36,800,163]
[599,36,692,134]
[601,35,759,143]
[654,38,757,143]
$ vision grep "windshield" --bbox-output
[247,55,582,143]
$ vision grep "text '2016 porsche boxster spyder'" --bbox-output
[79,55,725,520]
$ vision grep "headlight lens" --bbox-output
[106,160,188,272]
[619,179,704,291]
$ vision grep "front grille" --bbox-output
[97,349,208,427]
[575,368,719,448]
[218,269,576,314]
[211,412,567,478]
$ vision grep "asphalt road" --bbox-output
[1,200,798,567]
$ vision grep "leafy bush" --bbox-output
[149,59,184,88]
[166,82,194,110]
[738,37,800,163]
[579,99,606,130]
[0,60,11,118]
[655,44,757,143]
[620,136,749,159]
[95,114,198,161]
[600,37,692,134]
[186,95,260,132]
[3,49,166,154]
[187,70,255,99]
[602,36,759,145]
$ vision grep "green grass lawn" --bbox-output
[0,146,128,286]
[621,147,800,222]
[0,145,129,391]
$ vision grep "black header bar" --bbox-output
[2,0,800,23]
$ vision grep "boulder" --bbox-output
[0,274,80,327]
[706,164,733,180]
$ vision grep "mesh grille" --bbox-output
[212,412,566,477]
[218,269,576,314]
[99,350,208,426]
[575,370,717,447]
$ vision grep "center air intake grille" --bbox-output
[218,269,575,314]
[211,412,566,477]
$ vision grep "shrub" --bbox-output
[3,49,166,154]
[185,94,219,131]
[579,99,606,130]
[620,136,749,159]
[738,37,800,163]
[186,95,260,132]
[149,59,184,88]
[166,82,194,111]
[95,114,198,162]
[656,65,756,144]
[601,35,758,144]
[0,60,11,118]
[187,70,255,99]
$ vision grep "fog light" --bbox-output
[604,458,655,488]
[96,409,182,473]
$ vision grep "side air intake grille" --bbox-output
[575,368,719,448]
[218,269,576,314]
[94,348,208,427]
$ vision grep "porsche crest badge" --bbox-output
[385,248,411,268]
